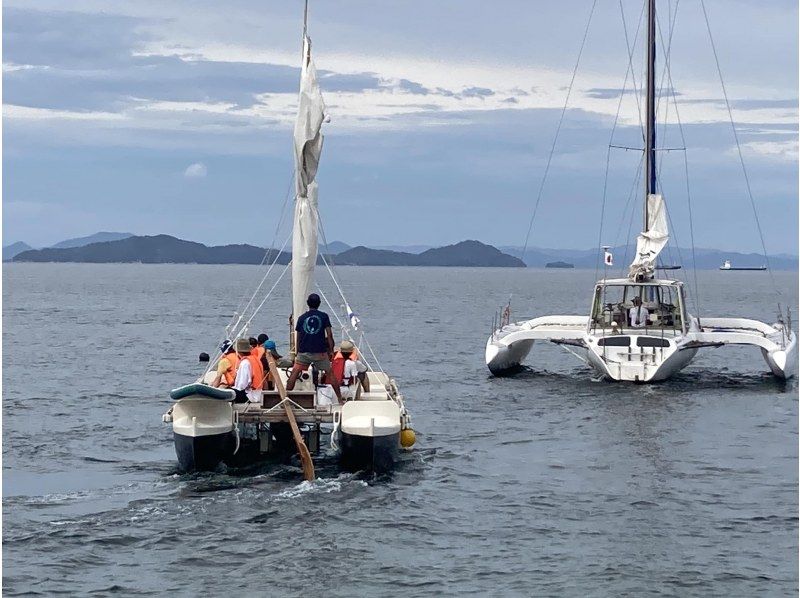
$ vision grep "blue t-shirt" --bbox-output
[295,309,332,353]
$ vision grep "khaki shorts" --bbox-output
[294,352,332,373]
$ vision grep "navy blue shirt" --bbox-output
[295,309,332,353]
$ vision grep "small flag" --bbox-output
[346,303,360,330]
[604,249,613,266]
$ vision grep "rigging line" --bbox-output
[699,0,780,297]
[226,230,293,343]
[618,0,648,143]
[594,0,646,282]
[660,38,701,318]
[226,170,295,333]
[202,261,293,379]
[315,285,379,373]
[520,0,598,263]
[237,261,292,340]
[654,0,681,187]
[317,243,382,372]
[611,152,645,255]
[619,165,642,277]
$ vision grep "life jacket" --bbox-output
[331,349,359,386]
[253,345,265,361]
[222,352,240,386]
[246,354,265,390]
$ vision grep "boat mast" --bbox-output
[644,0,656,230]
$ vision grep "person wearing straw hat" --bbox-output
[332,340,370,397]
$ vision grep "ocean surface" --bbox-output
[3,263,798,596]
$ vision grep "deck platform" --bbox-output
[234,390,340,425]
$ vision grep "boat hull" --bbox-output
[339,431,400,473]
[174,430,235,472]
[485,338,534,375]
[586,341,697,382]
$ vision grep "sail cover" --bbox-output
[628,193,668,280]
[292,35,326,322]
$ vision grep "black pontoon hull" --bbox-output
[339,431,400,473]
[174,431,235,472]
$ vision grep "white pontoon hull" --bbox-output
[486,314,796,382]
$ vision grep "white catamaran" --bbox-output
[485,0,796,382]
[163,5,415,476]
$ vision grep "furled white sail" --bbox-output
[292,34,326,323]
[628,193,668,280]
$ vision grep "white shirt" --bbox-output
[341,360,360,386]
[233,357,260,402]
[629,305,649,328]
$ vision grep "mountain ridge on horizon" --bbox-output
[5,231,798,269]
[11,234,525,267]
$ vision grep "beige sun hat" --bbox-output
[235,338,251,354]
[340,340,355,354]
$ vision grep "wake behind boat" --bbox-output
[485,0,796,382]
[163,4,415,476]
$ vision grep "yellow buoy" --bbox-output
[400,428,416,448]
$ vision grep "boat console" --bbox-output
[589,278,688,335]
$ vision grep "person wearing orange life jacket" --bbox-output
[331,340,370,398]
[211,340,239,388]
[231,338,264,403]
[252,333,269,362]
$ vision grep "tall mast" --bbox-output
[644,0,657,230]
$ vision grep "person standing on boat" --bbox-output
[629,296,649,329]
[286,293,343,403]
[211,340,239,388]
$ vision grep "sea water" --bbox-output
[3,264,797,595]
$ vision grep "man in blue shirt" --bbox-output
[286,293,342,403]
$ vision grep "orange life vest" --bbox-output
[253,345,265,361]
[331,349,359,386]
[246,354,265,390]
[222,352,240,386]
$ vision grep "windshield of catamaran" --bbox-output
[590,283,685,333]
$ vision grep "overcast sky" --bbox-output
[3,0,798,252]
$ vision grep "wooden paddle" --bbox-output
[265,352,315,481]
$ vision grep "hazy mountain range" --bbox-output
[5,232,797,269]
[10,235,524,267]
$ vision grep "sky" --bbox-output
[3,0,798,253]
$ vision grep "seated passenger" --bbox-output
[232,338,264,403]
[261,339,282,390]
[332,340,370,397]
[253,333,268,361]
[211,340,239,388]
[629,297,649,328]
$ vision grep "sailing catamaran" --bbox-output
[163,4,415,476]
[485,0,796,382]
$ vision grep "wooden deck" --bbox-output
[235,390,340,424]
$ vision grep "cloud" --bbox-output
[184,162,207,178]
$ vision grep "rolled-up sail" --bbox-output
[292,34,326,324]
[628,193,668,280]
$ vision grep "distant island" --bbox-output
[6,232,797,269]
[11,235,525,267]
